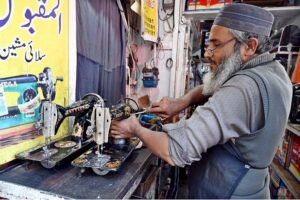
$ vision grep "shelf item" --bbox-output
[186,0,232,11]
[272,124,300,198]
[271,160,300,198]
[241,0,286,7]
[287,122,300,137]
[271,25,300,59]
[275,130,292,167]
[183,6,300,21]
[288,135,300,182]
[291,50,300,84]
[270,168,294,199]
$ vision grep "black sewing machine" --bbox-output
[71,97,142,175]
[16,68,99,168]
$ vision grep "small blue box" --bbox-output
[142,77,159,88]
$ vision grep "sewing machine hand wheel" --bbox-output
[41,160,56,169]
[92,168,109,176]
[118,97,139,113]
[39,67,63,101]
[39,67,56,100]
[82,93,103,105]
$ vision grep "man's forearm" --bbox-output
[178,85,208,108]
[135,126,175,166]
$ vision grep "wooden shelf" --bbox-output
[182,6,300,21]
[275,51,299,55]
[183,9,218,20]
[287,122,300,137]
[271,160,300,198]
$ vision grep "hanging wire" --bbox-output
[158,0,175,33]
[157,40,165,60]
[120,2,142,85]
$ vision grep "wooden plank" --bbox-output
[0,181,68,200]
[0,123,37,140]
[0,148,155,199]
[0,132,39,148]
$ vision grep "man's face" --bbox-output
[202,25,243,95]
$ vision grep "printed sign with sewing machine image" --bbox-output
[0,71,46,154]
[0,73,41,133]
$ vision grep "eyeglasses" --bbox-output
[205,38,236,56]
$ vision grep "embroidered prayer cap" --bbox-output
[213,3,274,36]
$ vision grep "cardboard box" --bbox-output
[196,0,232,11]
[288,135,300,182]
[186,0,197,10]
[186,0,232,11]
[275,130,292,167]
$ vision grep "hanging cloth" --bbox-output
[76,0,126,106]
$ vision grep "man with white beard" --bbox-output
[110,3,292,199]
[202,42,243,96]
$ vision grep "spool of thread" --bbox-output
[291,50,300,84]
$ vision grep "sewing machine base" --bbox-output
[72,138,140,175]
[16,135,94,168]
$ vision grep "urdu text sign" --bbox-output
[0,0,69,165]
[141,0,158,42]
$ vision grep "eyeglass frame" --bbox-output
[205,38,236,56]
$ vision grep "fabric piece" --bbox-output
[76,0,126,106]
[213,3,274,36]
[76,0,125,71]
[188,143,249,198]
[76,53,126,107]
[231,168,270,198]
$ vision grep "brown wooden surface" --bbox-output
[0,123,36,140]
[133,165,160,197]
[0,148,155,199]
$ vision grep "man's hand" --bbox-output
[147,86,208,120]
[147,97,183,119]
[110,115,140,139]
[111,111,176,166]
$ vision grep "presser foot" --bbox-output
[72,138,140,176]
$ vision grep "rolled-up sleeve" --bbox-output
[163,75,263,167]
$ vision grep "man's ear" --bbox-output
[244,37,258,56]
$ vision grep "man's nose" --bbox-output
[204,50,211,59]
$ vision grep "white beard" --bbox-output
[203,49,243,96]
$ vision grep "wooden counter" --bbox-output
[0,148,155,199]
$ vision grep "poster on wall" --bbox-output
[141,0,158,42]
[0,0,69,165]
